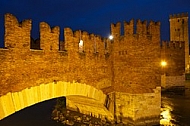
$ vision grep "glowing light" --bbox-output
[79,39,83,52]
[79,40,83,46]
[161,110,171,120]
[161,61,167,67]
[160,109,172,125]
[109,35,113,40]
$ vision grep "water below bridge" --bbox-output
[160,80,190,126]
[0,81,190,126]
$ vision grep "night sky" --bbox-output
[0,0,190,47]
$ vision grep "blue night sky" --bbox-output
[0,0,190,47]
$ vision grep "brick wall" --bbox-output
[0,13,112,96]
[111,20,161,93]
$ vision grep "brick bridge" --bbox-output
[0,13,162,125]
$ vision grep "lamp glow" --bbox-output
[79,40,83,46]
[161,61,167,67]
[109,35,113,40]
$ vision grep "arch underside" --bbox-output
[0,81,109,120]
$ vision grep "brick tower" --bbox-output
[169,13,189,72]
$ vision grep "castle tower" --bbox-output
[169,13,189,72]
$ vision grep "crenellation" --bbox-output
[161,40,185,49]
[89,34,97,54]
[120,19,160,41]
[124,21,134,36]
[73,30,85,53]
[72,31,82,61]
[104,38,110,54]
[136,19,143,34]
[73,30,79,37]
[20,19,32,30]
[111,22,121,38]
[4,13,31,50]
[39,22,51,32]
[136,19,148,35]
[169,14,176,19]
[63,29,109,61]
[51,26,60,33]
[64,27,73,51]
[96,35,104,55]
[182,12,188,17]
[82,31,89,36]
[147,20,160,35]
[124,19,134,36]
[89,34,96,53]
[81,31,89,53]
[142,20,147,34]
[40,22,60,51]
[4,13,19,28]
[170,12,188,19]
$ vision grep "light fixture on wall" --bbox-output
[161,61,167,67]
[109,35,113,40]
[79,30,83,52]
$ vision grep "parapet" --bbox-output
[5,13,32,32]
[169,12,188,19]
[111,22,121,38]
[4,13,32,49]
[5,13,19,27]
[40,22,60,51]
[40,22,60,33]
[136,19,147,34]
[124,19,134,35]
[161,41,185,49]
[123,19,160,36]
[64,28,108,55]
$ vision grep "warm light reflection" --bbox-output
[160,109,172,125]
[160,103,174,125]
[161,61,167,67]
[161,109,171,120]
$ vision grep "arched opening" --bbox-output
[0,81,109,120]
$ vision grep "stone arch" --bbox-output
[0,81,106,120]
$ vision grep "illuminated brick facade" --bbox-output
[0,13,187,125]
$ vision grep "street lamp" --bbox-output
[161,61,167,67]
[109,35,113,40]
